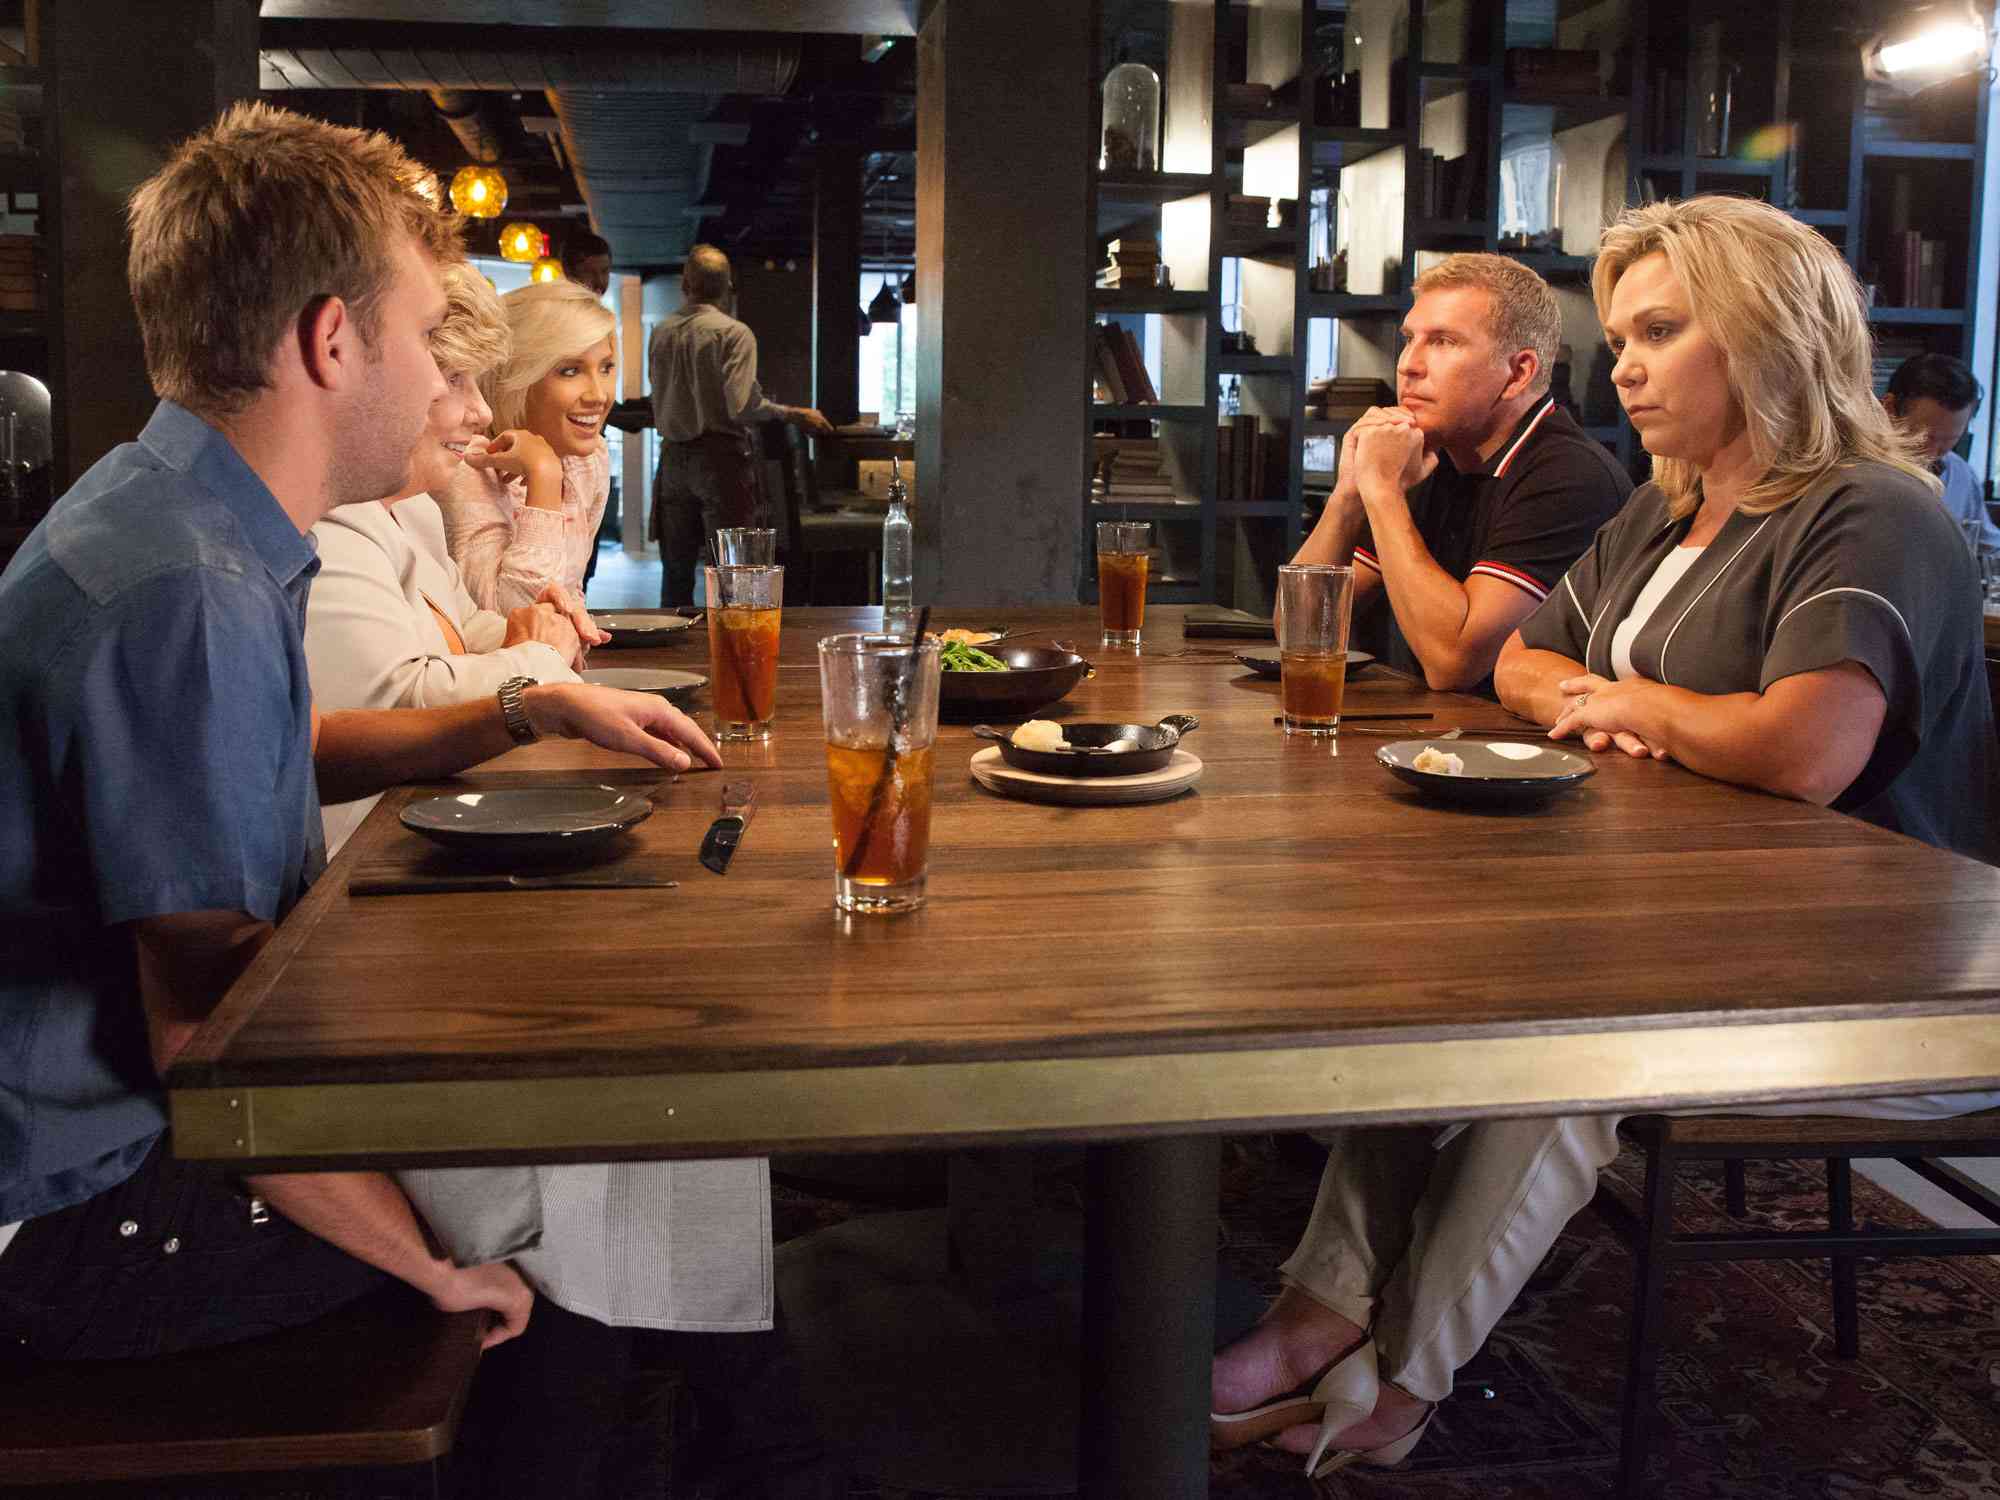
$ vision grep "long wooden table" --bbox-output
[167,606,2000,1497]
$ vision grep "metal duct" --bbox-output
[258,24,800,270]
[548,90,716,269]
[257,23,800,94]
[428,90,504,164]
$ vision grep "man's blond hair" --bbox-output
[433,264,510,380]
[1411,253,1560,394]
[1593,196,1934,518]
[127,101,464,419]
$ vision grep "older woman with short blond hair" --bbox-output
[439,278,617,611]
[1210,196,1998,1481]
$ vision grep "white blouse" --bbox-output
[1608,545,1705,681]
[436,442,610,613]
[305,495,578,854]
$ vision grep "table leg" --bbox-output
[1079,1134,1219,1499]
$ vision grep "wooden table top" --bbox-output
[168,607,2000,1170]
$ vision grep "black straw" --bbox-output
[842,606,930,879]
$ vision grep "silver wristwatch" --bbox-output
[497,675,539,745]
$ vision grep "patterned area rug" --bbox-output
[778,1136,2000,1500]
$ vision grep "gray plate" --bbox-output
[1234,649,1374,679]
[400,786,655,860]
[596,611,699,647]
[581,668,706,707]
[1375,738,1595,807]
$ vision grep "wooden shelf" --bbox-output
[1091,289,1207,315]
[1505,251,1594,278]
[1792,208,1850,226]
[1862,141,1975,160]
[1308,127,1405,169]
[1089,500,1205,519]
[1094,171,1214,202]
[1216,501,1295,517]
[1305,292,1404,319]
[1637,155,1776,178]
[1218,233,1299,261]
[1091,403,1209,422]
[1409,218,1492,242]
[1225,113,1294,149]
[1502,91,1628,131]
[1869,308,1967,326]
[1218,354,1294,374]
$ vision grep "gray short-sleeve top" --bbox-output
[1516,461,1998,862]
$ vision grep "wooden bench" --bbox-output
[0,1288,484,1496]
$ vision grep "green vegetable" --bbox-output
[938,640,1009,673]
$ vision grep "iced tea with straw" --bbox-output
[705,564,782,741]
[818,632,942,914]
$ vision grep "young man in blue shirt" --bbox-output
[0,102,719,1376]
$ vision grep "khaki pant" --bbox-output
[1280,1092,2000,1403]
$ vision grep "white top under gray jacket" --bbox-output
[302,494,774,1333]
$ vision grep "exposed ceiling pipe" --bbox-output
[258,23,800,94]
[427,90,504,164]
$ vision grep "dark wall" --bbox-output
[732,259,814,410]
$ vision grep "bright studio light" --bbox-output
[1864,5,1992,92]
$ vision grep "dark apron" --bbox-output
[672,430,760,529]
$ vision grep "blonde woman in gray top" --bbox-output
[1211,196,1998,1480]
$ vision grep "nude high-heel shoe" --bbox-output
[1309,1402,1436,1479]
[1209,1337,1379,1454]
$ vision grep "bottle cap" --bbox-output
[887,455,907,505]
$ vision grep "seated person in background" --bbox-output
[438,279,616,612]
[1882,351,1996,554]
[0,102,719,1500]
[1290,253,1631,692]
[307,263,602,852]
[562,229,614,298]
[1212,195,1998,1482]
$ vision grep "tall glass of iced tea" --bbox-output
[818,633,943,914]
[1276,563,1355,737]
[705,564,783,741]
[1096,520,1150,647]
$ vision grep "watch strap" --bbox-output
[497,676,538,745]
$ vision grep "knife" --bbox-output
[352,873,680,896]
[699,780,757,875]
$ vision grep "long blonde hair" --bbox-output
[1592,196,1935,517]
[483,280,616,435]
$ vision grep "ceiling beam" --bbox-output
[257,1,918,34]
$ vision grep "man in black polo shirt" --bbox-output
[1292,253,1630,691]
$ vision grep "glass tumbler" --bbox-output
[818,633,942,914]
[1096,520,1151,647]
[715,527,777,565]
[1276,564,1356,737]
[705,564,783,741]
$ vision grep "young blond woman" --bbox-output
[439,278,617,610]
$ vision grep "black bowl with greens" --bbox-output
[937,643,1093,721]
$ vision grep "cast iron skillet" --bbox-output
[938,645,1094,721]
[972,714,1199,777]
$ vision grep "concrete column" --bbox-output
[812,141,863,427]
[35,0,259,487]
[914,0,1089,605]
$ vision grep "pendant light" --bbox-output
[530,256,565,284]
[448,165,508,219]
[499,222,545,263]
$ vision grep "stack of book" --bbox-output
[1305,377,1392,422]
[0,236,37,315]
[1098,237,1160,290]
[1216,416,1292,503]
[1092,322,1160,404]
[1504,48,1602,93]
[1091,437,1191,505]
[1226,194,1274,232]
[1411,149,1479,221]
[1891,230,1952,309]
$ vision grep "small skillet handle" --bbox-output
[1156,713,1200,738]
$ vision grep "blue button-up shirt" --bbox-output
[0,402,324,1224]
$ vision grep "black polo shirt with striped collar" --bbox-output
[1351,396,1632,683]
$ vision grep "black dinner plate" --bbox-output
[1234,648,1375,679]
[1375,738,1594,807]
[595,611,700,647]
[400,786,655,861]
[580,668,706,708]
